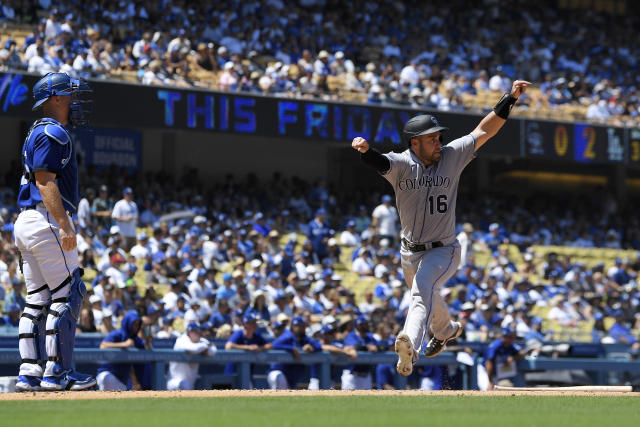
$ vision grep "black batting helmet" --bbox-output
[402,114,449,146]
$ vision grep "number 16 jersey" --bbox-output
[381,134,476,245]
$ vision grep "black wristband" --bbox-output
[493,92,518,119]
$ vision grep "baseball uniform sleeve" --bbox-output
[31,133,66,175]
[381,151,410,183]
[307,337,323,352]
[442,134,476,173]
[272,333,295,351]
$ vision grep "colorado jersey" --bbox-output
[381,134,476,244]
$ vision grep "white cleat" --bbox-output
[395,333,415,377]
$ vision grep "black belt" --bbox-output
[402,238,443,252]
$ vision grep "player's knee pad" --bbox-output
[46,268,85,371]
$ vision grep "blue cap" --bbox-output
[291,316,306,326]
[146,304,159,315]
[315,208,326,216]
[162,314,175,325]
[320,324,335,334]
[501,327,515,336]
[355,315,368,326]
[178,28,186,36]
[254,212,264,220]
[382,195,392,203]
[593,313,604,321]
[197,268,207,277]
[137,232,148,240]
[222,273,232,281]
[128,264,138,273]
[268,271,280,280]
[123,187,132,195]
[346,220,355,228]
[242,312,258,323]
[200,321,212,330]
[186,322,201,333]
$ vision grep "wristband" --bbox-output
[493,92,518,119]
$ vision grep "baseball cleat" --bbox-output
[395,333,415,377]
[66,371,97,391]
[15,375,42,392]
[423,321,463,358]
[40,374,67,391]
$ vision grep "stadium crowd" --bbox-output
[0,0,639,125]
[1,165,639,352]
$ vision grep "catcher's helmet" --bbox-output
[32,72,93,126]
[402,114,449,146]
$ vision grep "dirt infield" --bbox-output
[1,389,638,400]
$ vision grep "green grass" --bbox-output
[1,396,638,427]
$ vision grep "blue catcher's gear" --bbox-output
[17,117,78,213]
[45,268,86,371]
[41,268,96,390]
[32,72,93,127]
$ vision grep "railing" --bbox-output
[1,348,639,390]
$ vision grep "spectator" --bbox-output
[111,187,138,251]
[372,195,398,247]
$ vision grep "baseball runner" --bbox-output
[352,80,530,376]
[13,72,96,391]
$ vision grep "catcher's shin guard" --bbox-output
[45,268,86,373]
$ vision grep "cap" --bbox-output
[463,223,473,233]
[242,312,259,323]
[137,232,148,240]
[89,295,102,304]
[489,223,500,231]
[461,301,475,311]
[382,195,392,203]
[110,253,125,264]
[186,322,201,333]
[122,187,132,195]
[402,114,448,145]
[354,315,368,326]
[291,316,306,326]
[501,327,515,336]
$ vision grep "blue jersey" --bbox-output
[224,329,268,375]
[17,118,79,213]
[484,338,522,367]
[270,329,321,385]
[97,311,150,389]
[344,331,378,374]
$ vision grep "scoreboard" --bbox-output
[524,119,628,164]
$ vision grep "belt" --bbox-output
[401,238,443,252]
[20,203,70,216]
[20,202,44,212]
